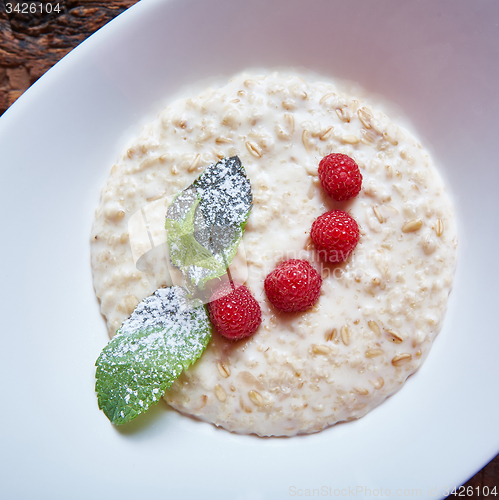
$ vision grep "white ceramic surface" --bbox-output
[1,0,498,499]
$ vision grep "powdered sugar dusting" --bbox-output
[116,287,211,364]
[195,156,252,229]
[165,156,252,288]
[95,286,212,424]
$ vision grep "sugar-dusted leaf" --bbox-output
[95,286,212,425]
[165,197,225,278]
[165,156,252,289]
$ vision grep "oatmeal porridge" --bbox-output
[91,71,457,436]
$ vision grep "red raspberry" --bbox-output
[209,283,261,341]
[264,259,322,313]
[318,153,362,201]
[311,210,360,263]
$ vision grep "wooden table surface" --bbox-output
[1,1,498,495]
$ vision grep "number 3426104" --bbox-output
[6,3,62,14]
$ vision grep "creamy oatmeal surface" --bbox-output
[91,71,457,436]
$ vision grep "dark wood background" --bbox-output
[1,1,497,494]
[0,0,136,113]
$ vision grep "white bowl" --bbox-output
[1,0,498,498]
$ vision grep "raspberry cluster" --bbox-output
[264,153,362,312]
[209,153,363,338]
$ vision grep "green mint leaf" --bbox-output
[165,156,252,289]
[165,197,226,276]
[95,286,212,425]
